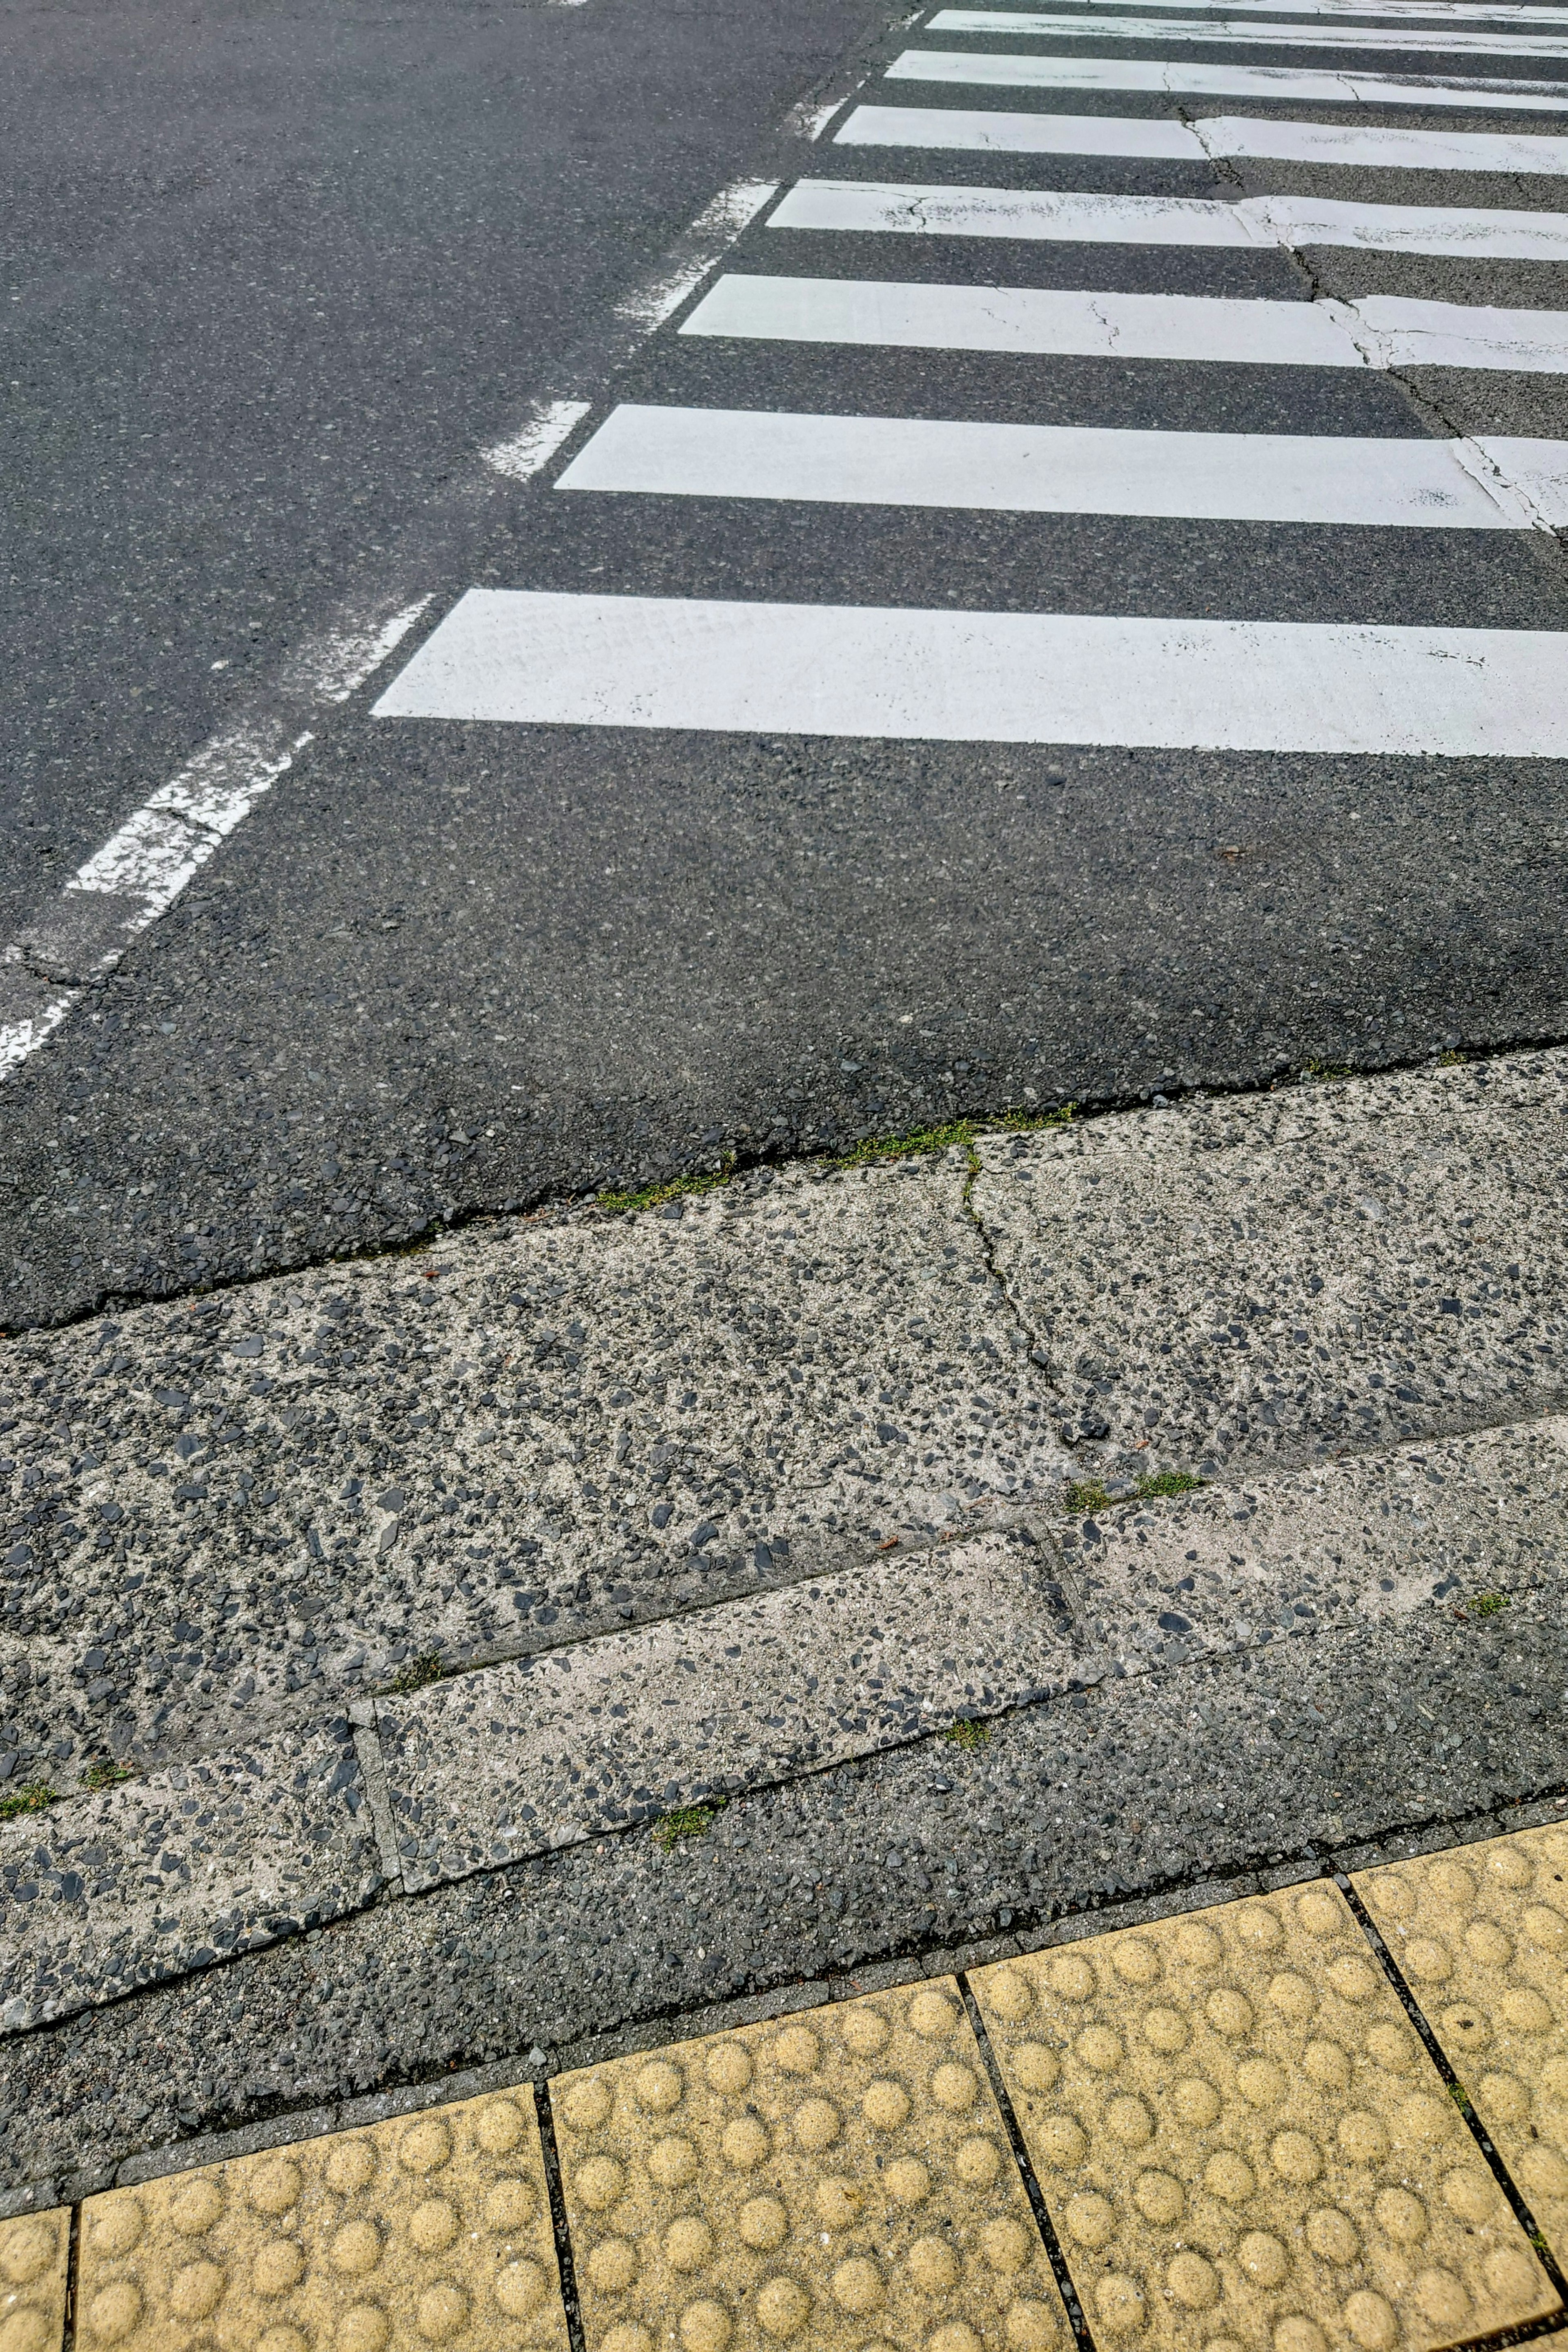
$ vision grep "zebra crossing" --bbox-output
[376,0,1568,754]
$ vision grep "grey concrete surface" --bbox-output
[975,1045,1568,1476]
[0,1150,1062,1781]
[4,1586,1564,2214]
[0,1714,376,2038]
[376,1526,1076,1891]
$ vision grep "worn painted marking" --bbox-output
[885,48,1568,106]
[483,399,594,483]
[1355,293,1568,367]
[988,0,1568,24]
[929,7,1568,56]
[556,402,1541,527]
[836,100,1568,171]
[372,589,1568,756]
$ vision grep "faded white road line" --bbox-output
[771,176,1568,258]
[681,270,1568,372]
[885,48,1568,105]
[372,588,1568,755]
[837,101,1568,173]
[927,7,1568,56]
[612,180,780,327]
[557,402,1555,527]
[1025,0,1568,20]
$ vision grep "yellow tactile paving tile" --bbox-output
[75,2085,567,2352]
[973,1885,1559,2352]
[1356,1824,1568,2267]
[554,1976,1073,2352]
[0,2208,69,2352]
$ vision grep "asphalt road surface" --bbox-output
[5,0,1568,1334]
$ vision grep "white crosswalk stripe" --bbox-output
[927,7,1568,56]
[557,403,1559,527]
[836,103,1568,174]
[769,177,1568,258]
[884,49,1568,105]
[376,0,1568,759]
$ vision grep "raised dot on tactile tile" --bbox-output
[1271,2133,1322,2185]
[1296,1889,1342,1938]
[602,2328,653,2352]
[1327,1956,1379,2002]
[832,2257,885,2314]
[1205,2153,1254,2205]
[1112,1936,1160,1985]
[1525,1904,1568,1949]
[1037,2116,1088,2167]
[1302,2038,1350,2091]
[1306,2209,1358,2265]
[704,2043,753,2096]
[817,2178,865,2230]
[332,2221,383,2277]
[1168,2254,1219,2310]
[649,2135,699,2187]
[1269,1973,1316,2023]
[666,2218,715,2272]
[484,2176,536,2232]
[933,2062,980,2110]
[909,2238,960,2292]
[955,2137,1002,2188]
[1415,2269,1469,2329]
[1441,2166,1494,2222]
[1235,1909,1283,1951]
[249,2158,303,2217]
[1048,1954,1096,2003]
[1396,2094,1449,2145]
[1374,2189,1428,2246]
[1343,2291,1397,2351]
[910,1989,961,2038]
[254,2238,307,2296]
[930,2327,983,2352]
[887,2159,931,2205]
[1172,2079,1220,2129]
[1273,2320,1327,2352]
[337,2304,390,2352]
[1006,2299,1059,2349]
[170,2260,227,2322]
[864,2080,912,2130]
[1142,2007,1187,2054]
[988,1969,1035,2020]
[87,2283,141,2344]
[1485,2247,1541,2301]
[1175,1922,1221,1967]
[1076,2028,1123,2075]
[1501,1987,1554,2031]
[1207,1989,1253,2038]
[773,2025,820,2074]
[636,2060,684,2113]
[588,2239,638,2292]
[169,2177,225,2235]
[90,2201,144,2259]
[1403,1937,1452,1983]
[1107,2096,1154,2146]
[564,2079,613,2131]
[1340,2111,1390,2165]
[328,2140,377,2194]
[1491,1848,1532,1890]
[1095,2275,1145,2335]
[576,2156,626,2211]
[1237,2059,1285,2107]
[1428,1862,1476,1907]
[0,2223,54,2287]
[983,2218,1032,2276]
[739,2198,788,2250]
[842,2005,891,2056]
[494,2259,548,2319]
[401,2119,452,2174]
[411,2198,459,2255]
[1238,2233,1289,2287]
[416,2282,469,2343]
[1,2318,50,2352]
[1465,1920,1512,1968]
[1136,2170,1185,2225]
[1516,2146,1568,2200]
[681,2302,731,2352]
[1066,2193,1116,2249]
[755,2277,810,2339]
[1012,2044,1059,2094]
[258,2326,310,2352]
[793,2098,840,2153]
[476,2097,525,2154]
[724,2116,770,2170]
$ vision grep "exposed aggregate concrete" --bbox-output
[4,1592,1564,2214]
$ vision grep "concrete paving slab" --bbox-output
[0,2207,68,2352]
[1354,1823,1568,2267]
[0,1151,1065,1780]
[973,1886,1560,2352]
[0,1715,380,2035]
[75,2087,566,2352]
[376,1526,1078,1893]
[972,1047,1568,1477]
[1054,1416,1568,1676]
[554,1976,1073,2352]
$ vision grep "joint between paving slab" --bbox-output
[533,2081,587,2352]
[348,1700,405,1892]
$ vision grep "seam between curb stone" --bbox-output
[347,1700,405,1893]
[1339,1871,1568,2330]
